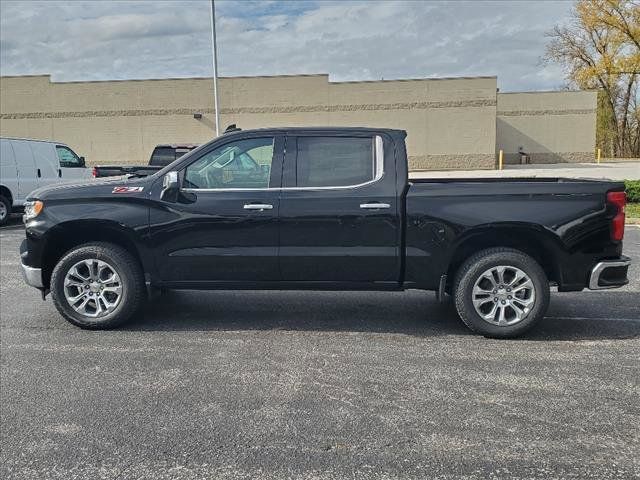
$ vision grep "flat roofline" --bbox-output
[499,89,599,94]
[0,73,498,85]
[333,75,497,84]
[0,74,52,79]
[0,73,331,84]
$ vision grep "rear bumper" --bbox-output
[588,256,631,290]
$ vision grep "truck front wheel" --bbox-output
[50,242,146,329]
[0,195,11,226]
[453,248,549,338]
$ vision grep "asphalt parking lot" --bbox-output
[1,220,639,480]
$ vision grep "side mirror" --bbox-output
[79,156,86,167]
[160,171,179,202]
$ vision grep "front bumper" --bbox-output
[21,262,43,288]
[588,256,631,290]
[20,238,43,289]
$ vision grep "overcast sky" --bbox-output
[0,0,575,92]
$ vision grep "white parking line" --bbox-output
[546,316,640,322]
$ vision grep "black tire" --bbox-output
[454,248,549,338]
[0,195,11,226]
[50,242,145,329]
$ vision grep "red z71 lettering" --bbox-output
[112,186,144,193]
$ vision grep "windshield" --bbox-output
[149,140,214,179]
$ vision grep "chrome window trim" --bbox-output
[181,135,385,193]
[182,136,276,192]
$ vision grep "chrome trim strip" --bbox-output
[375,135,384,181]
[243,204,273,210]
[181,135,385,193]
[21,263,43,289]
[360,203,391,209]
[183,187,277,192]
[588,258,631,290]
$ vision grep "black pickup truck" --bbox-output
[20,127,630,337]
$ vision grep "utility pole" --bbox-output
[210,0,220,136]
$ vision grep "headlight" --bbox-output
[23,200,44,222]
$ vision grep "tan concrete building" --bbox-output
[496,91,597,164]
[0,73,596,170]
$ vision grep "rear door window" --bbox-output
[295,137,374,188]
[150,147,176,166]
[175,148,193,159]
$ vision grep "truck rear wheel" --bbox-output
[50,242,145,329]
[453,248,549,338]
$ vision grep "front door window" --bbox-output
[184,137,275,189]
[56,146,82,168]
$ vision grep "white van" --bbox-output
[0,138,92,224]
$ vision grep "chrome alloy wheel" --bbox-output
[471,265,536,326]
[63,259,123,318]
[0,202,7,221]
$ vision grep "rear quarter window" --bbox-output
[150,147,175,166]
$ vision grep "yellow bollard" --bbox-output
[597,148,601,164]
[498,150,504,170]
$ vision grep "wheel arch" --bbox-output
[0,185,13,204]
[41,220,147,289]
[446,223,565,288]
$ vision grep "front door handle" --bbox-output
[243,203,273,211]
[360,202,391,209]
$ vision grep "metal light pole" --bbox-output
[210,0,220,136]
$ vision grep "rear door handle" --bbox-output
[37,168,41,178]
[58,169,62,178]
[243,203,273,211]
[360,202,391,209]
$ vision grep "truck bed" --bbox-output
[404,176,625,291]
[92,165,162,178]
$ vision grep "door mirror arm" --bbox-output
[160,171,180,202]
[160,171,197,203]
[178,189,197,204]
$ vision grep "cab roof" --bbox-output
[223,126,406,135]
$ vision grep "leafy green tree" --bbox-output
[545,0,639,157]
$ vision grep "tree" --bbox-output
[545,0,639,157]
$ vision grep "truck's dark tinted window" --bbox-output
[150,147,175,166]
[296,137,374,187]
[184,137,274,189]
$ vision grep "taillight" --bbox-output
[607,191,626,241]
[92,166,97,178]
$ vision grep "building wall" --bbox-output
[0,74,599,170]
[496,91,597,164]
[0,74,498,170]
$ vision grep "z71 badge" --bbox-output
[112,186,144,194]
